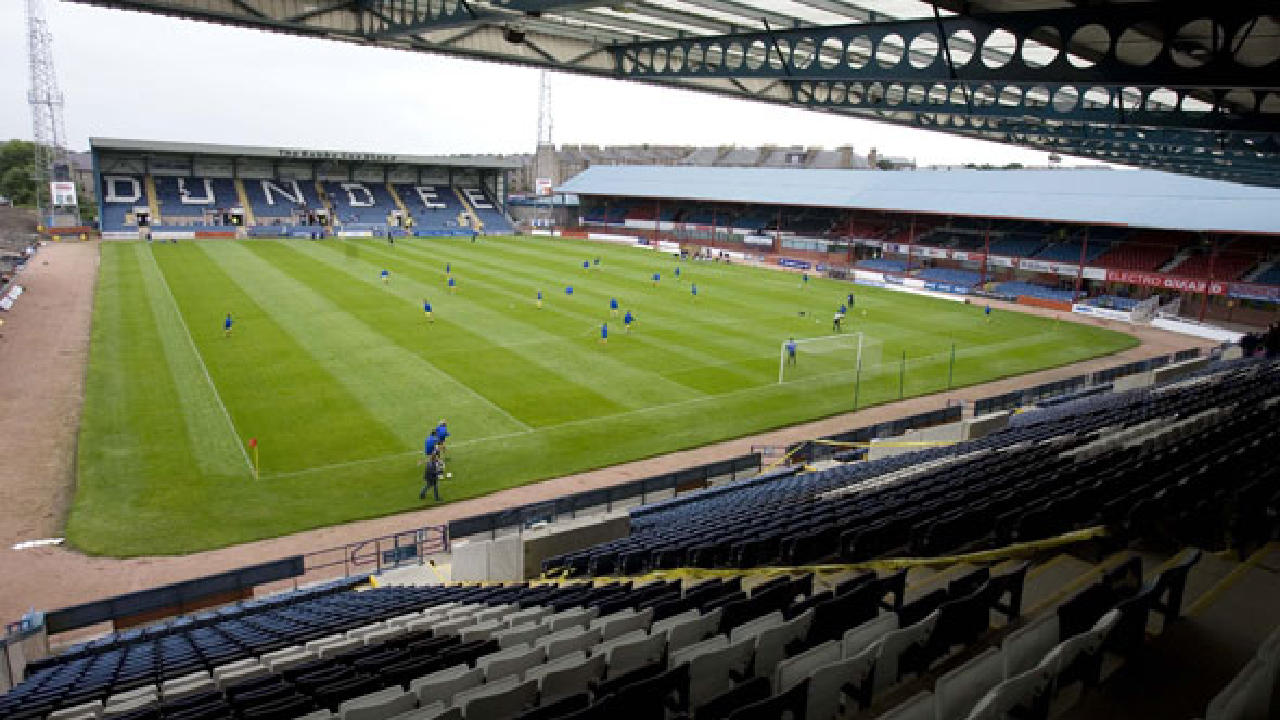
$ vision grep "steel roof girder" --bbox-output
[785,81,1280,134]
[611,3,1280,89]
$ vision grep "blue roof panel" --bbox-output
[557,166,1280,235]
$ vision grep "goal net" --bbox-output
[778,332,883,384]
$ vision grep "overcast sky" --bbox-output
[0,1,1101,167]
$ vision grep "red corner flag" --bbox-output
[248,437,258,448]
[248,438,259,480]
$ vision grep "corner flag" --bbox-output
[249,437,259,479]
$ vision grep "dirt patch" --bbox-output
[0,249,1214,626]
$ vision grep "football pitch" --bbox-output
[69,237,1137,556]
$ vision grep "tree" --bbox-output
[0,140,37,206]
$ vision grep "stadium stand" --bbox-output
[991,282,1075,302]
[915,268,982,288]
[98,175,147,232]
[855,259,908,273]
[459,188,514,234]
[392,185,469,236]
[151,178,239,220]
[1173,250,1261,281]
[1031,239,1110,264]
[241,179,323,220]
[1091,232,1185,272]
[323,182,398,227]
[5,353,1279,720]
[985,236,1045,258]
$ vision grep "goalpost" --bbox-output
[778,332,874,384]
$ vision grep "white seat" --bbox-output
[755,609,815,681]
[843,613,898,660]
[458,619,504,644]
[480,644,547,681]
[606,631,667,678]
[161,671,215,701]
[539,626,603,660]
[445,604,481,618]
[106,685,157,706]
[1001,614,1059,679]
[459,677,537,720]
[432,617,477,637]
[1037,609,1118,698]
[387,701,461,720]
[319,637,365,659]
[729,611,785,645]
[542,607,598,633]
[411,664,484,707]
[49,701,103,720]
[775,640,841,694]
[876,691,935,720]
[1205,657,1273,720]
[525,651,589,683]
[687,635,755,710]
[340,686,417,720]
[934,648,1003,720]
[296,711,334,720]
[669,633,728,669]
[651,609,700,638]
[540,652,607,703]
[667,609,723,655]
[365,626,408,646]
[874,610,940,694]
[472,604,518,625]
[103,695,157,718]
[806,644,876,720]
[213,662,268,689]
[266,646,318,673]
[593,608,655,641]
[505,607,553,629]
[494,622,551,649]
[966,665,1053,720]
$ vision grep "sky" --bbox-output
[0,1,1101,167]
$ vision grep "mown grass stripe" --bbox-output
[139,245,253,476]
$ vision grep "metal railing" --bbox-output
[299,525,448,584]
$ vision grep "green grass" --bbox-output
[68,237,1137,556]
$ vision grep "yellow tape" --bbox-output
[537,526,1107,585]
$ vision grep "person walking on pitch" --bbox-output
[691,283,698,301]
[786,337,798,366]
[652,272,660,287]
[448,276,457,294]
[624,309,634,333]
[536,290,543,309]
[610,297,619,317]
[420,443,443,501]
[833,308,845,333]
[423,299,434,322]
[985,304,992,323]
[224,313,233,337]
[600,322,608,344]
[380,269,390,284]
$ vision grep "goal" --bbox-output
[778,332,880,384]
